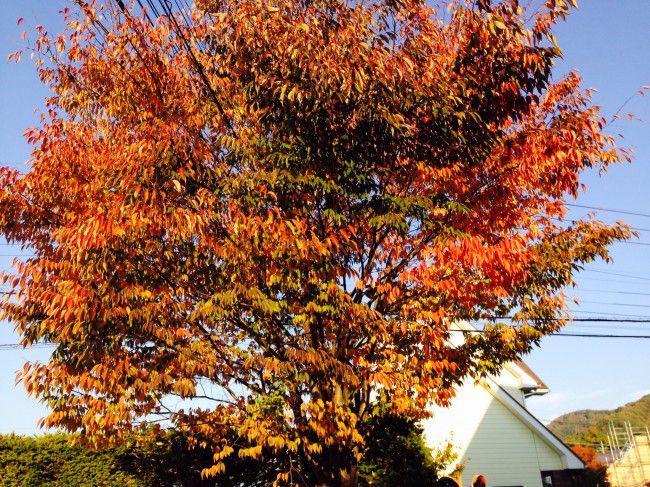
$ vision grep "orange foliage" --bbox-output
[572,444,606,471]
[0,0,631,484]
[572,444,609,486]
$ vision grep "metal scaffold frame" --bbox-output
[601,421,650,487]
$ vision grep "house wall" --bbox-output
[495,366,527,406]
[422,380,565,487]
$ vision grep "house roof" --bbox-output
[451,321,549,395]
[514,359,548,390]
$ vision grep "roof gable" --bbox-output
[483,377,585,470]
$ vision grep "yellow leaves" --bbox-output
[213,445,234,461]
[279,85,303,103]
[285,437,300,452]
[486,13,507,35]
[266,435,285,449]
[305,442,323,455]
[238,445,263,459]
[201,462,226,478]
[0,0,628,477]
[171,378,196,398]
[286,86,301,102]
[378,109,407,130]
[353,69,366,94]
[274,471,291,484]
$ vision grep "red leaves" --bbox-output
[0,0,632,481]
[7,50,23,63]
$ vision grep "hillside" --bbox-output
[548,394,650,444]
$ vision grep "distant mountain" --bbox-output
[548,394,650,445]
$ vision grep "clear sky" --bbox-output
[0,0,649,434]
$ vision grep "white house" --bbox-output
[421,337,585,487]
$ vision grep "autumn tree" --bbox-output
[1,0,631,484]
[571,445,610,487]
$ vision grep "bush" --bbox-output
[1,417,454,486]
[0,434,143,486]
[0,432,217,486]
[359,414,455,487]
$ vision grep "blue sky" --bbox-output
[0,0,649,434]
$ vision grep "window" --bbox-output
[541,469,586,487]
[542,473,554,487]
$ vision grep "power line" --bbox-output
[551,216,650,233]
[494,313,650,321]
[456,330,650,339]
[570,318,650,323]
[577,276,650,286]
[623,225,650,233]
[573,288,650,297]
[2,327,648,350]
[584,266,650,278]
[0,343,54,350]
[566,203,650,218]
[585,269,650,281]
[547,333,650,340]
[568,310,650,319]
[577,300,650,309]
[616,240,650,247]
[571,323,650,331]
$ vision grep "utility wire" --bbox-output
[552,216,650,233]
[576,300,650,309]
[578,276,650,286]
[567,310,650,318]
[3,326,650,351]
[585,269,650,281]
[566,203,650,218]
[496,313,650,321]
[0,343,54,350]
[454,330,650,339]
[571,323,650,331]
[574,288,650,296]
[560,318,650,323]
[616,240,650,247]
[584,266,650,278]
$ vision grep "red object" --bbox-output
[472,475,487,487]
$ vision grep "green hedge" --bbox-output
[0,433,213,487]
[1,416,453,486]
[1,434,139,486]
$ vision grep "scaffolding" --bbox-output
[601,422,650,487]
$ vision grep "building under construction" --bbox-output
[601,422,650,487]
